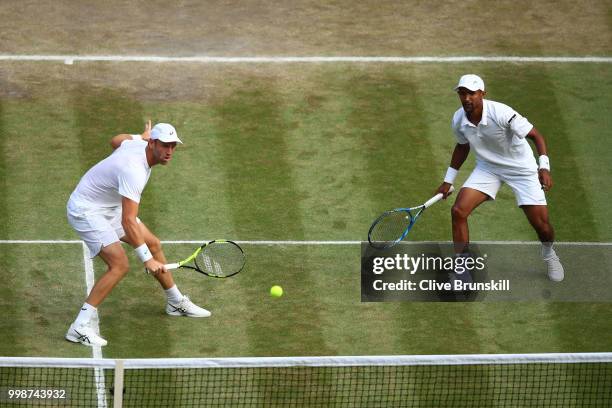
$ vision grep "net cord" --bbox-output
[2,353,611,369]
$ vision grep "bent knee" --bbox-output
[533,219,553,234]
[111,261,130,278]
[451,205,471,221]
[525,209,551,231]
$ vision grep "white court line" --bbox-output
[169,240,362,245]
[165,240,612,246]
[0,55,611,64]
[0,239,611,245]
[81,243,108,408]
[0,239,82,243]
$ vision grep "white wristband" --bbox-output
[444,167,458,184]
[131,134,142,141]
[134,244,153,263]
[538,155,550,171]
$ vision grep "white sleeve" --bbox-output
[117,166,147,203]
[116,139,148,151]
[503,109,533,139]
[453,127,469,144]
[451,114,469,145]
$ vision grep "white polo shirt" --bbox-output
[69,139,151,209]
[451,99,537,174]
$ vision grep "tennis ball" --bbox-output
[270,285,283,298]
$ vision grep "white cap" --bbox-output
[150,123,182,144]
[454,74,485,92]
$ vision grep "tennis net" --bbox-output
[1,353,611,407]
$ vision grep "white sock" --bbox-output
[541,242,556,260]
[74,303,96,327]
[165,285,183,304]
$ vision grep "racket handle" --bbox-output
[423,186,455,208]
[164,263,180,270]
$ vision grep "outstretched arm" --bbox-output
[525,127,553,192]
[121,196,166,275]
[110,120,152,150]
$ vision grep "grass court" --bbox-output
[0,1,611,406]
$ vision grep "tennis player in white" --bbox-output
[436,74,564,282]
[66,121,210,347]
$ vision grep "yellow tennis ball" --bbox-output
[270,285,283,298]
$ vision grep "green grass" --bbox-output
[1,11,611,403]
[2,1,611,56]
[0,244,92,357]
[2,2,611,402]
[1,62,611,363]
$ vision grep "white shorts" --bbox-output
[67,200,140,258]
[463,165,547,207]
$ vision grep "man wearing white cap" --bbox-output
[436,74,564,282]
[65,121,210,347]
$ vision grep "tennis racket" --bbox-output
[164,240,246,278]
[368,186,454,249]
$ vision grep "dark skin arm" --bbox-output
[525,127,553,192]
[436,142,470,198]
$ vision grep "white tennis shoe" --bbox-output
[545,255,565,282]
[541,246,565,282]
[166,295,211,318]
[65,323,108,347]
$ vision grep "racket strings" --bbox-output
[369,210,413,246]
[197,242,244,277]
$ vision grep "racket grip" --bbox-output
[424,186,455,208]
[164,263,180,270]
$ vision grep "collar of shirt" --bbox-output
[460,99,489,128]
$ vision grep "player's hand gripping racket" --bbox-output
[368,187,454,249]
[164,240,246,278]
